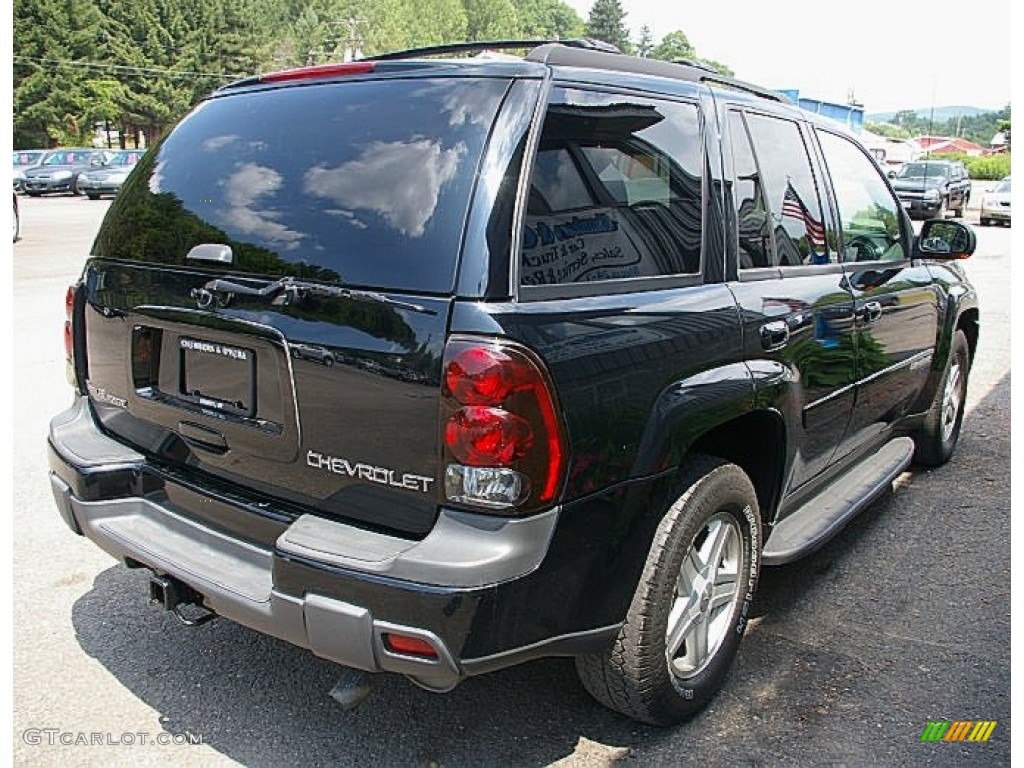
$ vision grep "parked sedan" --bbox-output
[21,148,111,196]
[13,149,50,192]
[979,177,1011,226]
[77,149,146,199]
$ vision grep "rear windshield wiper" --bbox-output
[190,276,436,315]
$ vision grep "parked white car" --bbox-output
[980,177,1011,226]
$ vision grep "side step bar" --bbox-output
[762,437,915,565]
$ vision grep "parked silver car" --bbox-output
[979,177,1010,226]
[77,149,146,199]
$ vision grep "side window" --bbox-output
[817,130,905,263]
[744,113,831,266]
[520,88,703,287]
[728,112,773,269]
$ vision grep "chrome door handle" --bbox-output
[857,301,883,324]
[760,320,790,351]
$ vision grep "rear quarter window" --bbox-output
[519,87,703,288]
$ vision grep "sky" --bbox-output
[561,0,1014,115]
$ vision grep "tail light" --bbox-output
[64,285,78,389]
[64,285,75,363]
[441,337,566,513]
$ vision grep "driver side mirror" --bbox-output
[887,170,897,178]
[914,219,976,260]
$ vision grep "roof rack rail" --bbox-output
[524,44,791,105]
[362,38,620,62]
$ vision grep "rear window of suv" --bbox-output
[92,77,511,294]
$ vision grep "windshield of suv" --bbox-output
[896,162,950,179]
[92,77,511,293]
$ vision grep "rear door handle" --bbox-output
[856,301,883,324]
[760,320,790,351]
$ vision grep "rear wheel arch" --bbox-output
[687,409,787,531]
[957,308,979,366]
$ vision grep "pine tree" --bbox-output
[636,25,653,57]
[584,0,630,53]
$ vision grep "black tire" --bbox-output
[912,329,970,466]
[575,455,761,725]
[980,218,990,227]
[86,193,100,201]
[26,192,41,198]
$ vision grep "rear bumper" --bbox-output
[48,397,623,688]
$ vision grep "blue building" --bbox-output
[777,90,864,133]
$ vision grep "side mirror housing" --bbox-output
[914,219,976,260]
[887,170,897,179]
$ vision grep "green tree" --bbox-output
[649,30,694,62]
[635,25,653,57]
[512,0,584,40]
[697,58,733,76]
[585,0,631,53]
[14,0,107,146]
[865,122,911,140]
[463,0,520,40]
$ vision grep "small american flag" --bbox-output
[782,181,826,249]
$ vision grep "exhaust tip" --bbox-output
[328,667,378,710]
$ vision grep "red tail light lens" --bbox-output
[442,338,566,512]
[445,406,533,465]
[64,285,75,362]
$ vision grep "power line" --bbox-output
[13,55,241,80]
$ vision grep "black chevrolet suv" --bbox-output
[48,41,979,725]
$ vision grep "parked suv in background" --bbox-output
[48,40,978,725]
[890,159,971,219]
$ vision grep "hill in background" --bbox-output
[866,106,993,122]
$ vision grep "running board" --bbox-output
[762,437,915,565]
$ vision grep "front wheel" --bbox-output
[912,329,970,466]
[575,456,761,725]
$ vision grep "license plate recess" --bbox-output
[178,337,255,417]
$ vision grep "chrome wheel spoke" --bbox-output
[709,571,738,614]
[687,613,710,667]
[665,595,700,657]
[941,362,963,439]
[700,519,730,576]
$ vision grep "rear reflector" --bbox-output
[260,61,376,84]
[383,633,438,659]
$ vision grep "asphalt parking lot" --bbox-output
[11,193,1011,766]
